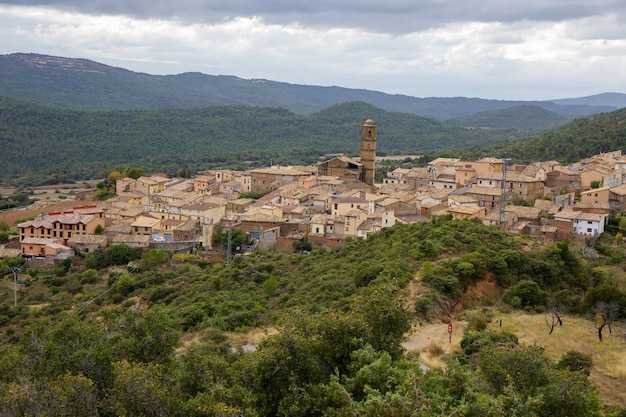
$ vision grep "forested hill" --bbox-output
[0,53,619,119]
[480,107,626,164]
[0,97,540,185]
[444,105,568,133]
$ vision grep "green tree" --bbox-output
[263,276,279,297]
[108,169,123,185]
[105,307,181,365]
[85,248,109,269]
[21,315,114,390]
[502,279,545,309]
[123,167,145,179]
[47,372,99,417]
[238,191,262,199]
[106,244,132,265]
[104,360,176,417]
[146,249,169,265]
[212,227,248,249]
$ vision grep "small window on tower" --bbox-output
[368,130,372,138]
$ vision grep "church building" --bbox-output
[317,119,377,186]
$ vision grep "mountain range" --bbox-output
[3,52,626,186]
[1,53,624,120]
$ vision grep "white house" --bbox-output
[573,212,607,237]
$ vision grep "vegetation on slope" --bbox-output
[474,107,626,164]
[0,97,540,186]
[444,105,569,133]
[2,217,626,415]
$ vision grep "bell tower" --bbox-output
[360,119,377,186]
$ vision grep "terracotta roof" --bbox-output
[111,234,151,244]
[67,234,108,245]
[21,237,60,245]
[554,210,581,220]
[476,172,540,182]
[448,205,483,215]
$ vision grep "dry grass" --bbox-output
[489,311,626,407]
[228,326,278,348]
[404,310,626,406]
[425,341,446,358]
[403,320,468,369]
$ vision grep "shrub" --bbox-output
[466,313,489,332]
[114,275,137,296]
[80,268,99,284]
[425,341,445,357]
[557,350,593,376]
[148,286,176,305]
[62,276,83,295]
[180,303,217,331]
[460,330,518,356]
[502,279,545,309]
[414,296,432,314]
[423,274,459,293]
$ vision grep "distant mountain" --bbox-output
[478,107,626,164]
[549,92,626,109]
[0,53,619,120]
[444,105,569,134]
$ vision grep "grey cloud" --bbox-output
[3,0,625,34]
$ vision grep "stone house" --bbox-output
[580,187,610,205]
[18,209,105,253]
[473,172,544,202]
[318,155,364,182]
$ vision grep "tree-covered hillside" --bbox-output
[2,217,625,415]
[0,98,538,185]
[479,107,626,164]
[444,105,568,133]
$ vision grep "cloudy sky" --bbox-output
[1,0,625,100]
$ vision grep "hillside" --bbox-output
[444,105,569,133]
[1,218,625,415]
[0,98,539,185]
[0,53,618,120]
[479,107,626,163]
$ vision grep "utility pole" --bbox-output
[499,158,510,231]
[10,267,20,307]
[227,219,233,264]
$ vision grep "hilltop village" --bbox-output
[9,118,626,263]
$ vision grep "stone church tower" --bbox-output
[360,119,377,186]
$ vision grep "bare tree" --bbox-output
[545,302,566,335]
[593,302,620,342]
